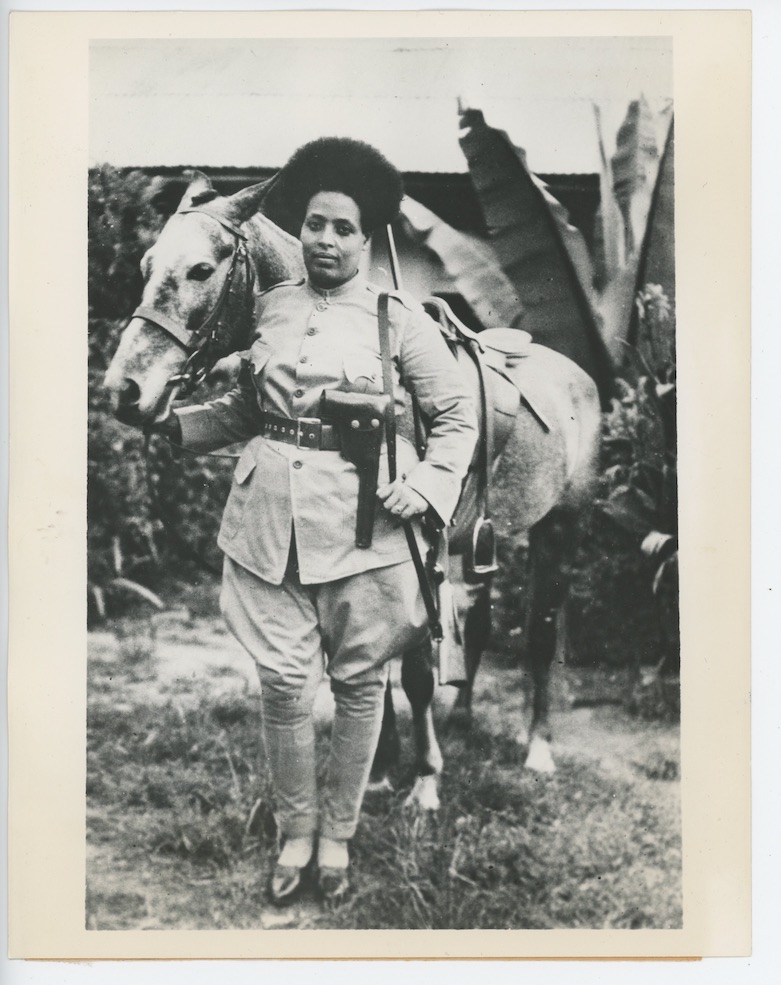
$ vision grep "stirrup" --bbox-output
[464,516,498,581]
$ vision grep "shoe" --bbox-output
[268,837,314,906]
[317,865,351,903]
[269,862,309,906]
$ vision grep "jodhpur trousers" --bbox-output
[220,552,428,841]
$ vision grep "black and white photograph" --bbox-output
[87,32,681,932]
[8,7,753,962]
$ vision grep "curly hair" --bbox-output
[275,137,404,235]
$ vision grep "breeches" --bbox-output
[220,553,428,840]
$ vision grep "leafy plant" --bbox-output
[595,103,674,367]
[457,105,615,405]
[595,285,679,672]
[88,167,232,619]
[449,101,677,679]
[399,196,521,329]
[600,288,676,558]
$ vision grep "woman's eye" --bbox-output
[188,263,214,281]
[336,226,353,237]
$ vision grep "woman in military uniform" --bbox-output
[164,138,477,903]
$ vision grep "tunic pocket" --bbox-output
[219,447,257,542]
[343,354,383,393]
[248,340,272,377]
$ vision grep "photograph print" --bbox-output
[88,34,680,932]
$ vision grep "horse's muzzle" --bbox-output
[112,382,142,426]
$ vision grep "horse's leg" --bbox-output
[450,580,492,725]
[368,680,400,790]
[401,642,442,811]
[523,507,575,773]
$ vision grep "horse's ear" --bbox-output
[223,175,278,224]
[177,170,219,211]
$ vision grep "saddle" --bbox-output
[421,297,546,580]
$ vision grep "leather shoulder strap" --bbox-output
[378,292,442,639]
[378,292,397,482]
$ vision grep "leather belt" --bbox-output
[259,412,341,450]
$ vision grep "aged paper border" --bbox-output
[8,7,751,961]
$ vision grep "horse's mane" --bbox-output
[244,209,305,287]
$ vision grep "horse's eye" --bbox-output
[188,263,215,282]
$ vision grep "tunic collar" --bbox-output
[305,270,366,301]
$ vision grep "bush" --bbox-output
[567,285,679,674]
[88,166,233,618]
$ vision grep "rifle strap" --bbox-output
[378,293,442,640]
[474,337,493,521]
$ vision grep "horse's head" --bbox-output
[104,171,274,427]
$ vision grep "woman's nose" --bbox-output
[318,224,335,246]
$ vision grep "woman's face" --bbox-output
[301,191,368,289]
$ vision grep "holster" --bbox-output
[320,389,390,548]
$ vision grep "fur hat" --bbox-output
[274,137,404,234]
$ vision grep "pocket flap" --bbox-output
[343,354,382,386]
[233,449,256,485]
[248,340,272,375]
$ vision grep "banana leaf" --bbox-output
[627,119,676,367]
[610,95,662,257]
[398,196,524,329]
[597,106,673,365]
[458,106,615,407]
[592,102,626,288]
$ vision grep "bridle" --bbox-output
[132,209,256,398]
[135,207,257,575]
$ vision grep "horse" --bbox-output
[103,172,602,810]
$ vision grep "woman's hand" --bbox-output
[377,478,429,521]
[144,408,182,443]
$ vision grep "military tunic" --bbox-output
[177,273,477,584]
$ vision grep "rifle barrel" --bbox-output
[386,223,403,290]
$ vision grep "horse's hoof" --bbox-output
[524,735,556,774]
[365,776,394,794]
[404,774,441,811]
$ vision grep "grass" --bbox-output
[86,617,681,931]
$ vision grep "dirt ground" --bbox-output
[86,609,681,931]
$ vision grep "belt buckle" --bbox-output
[296,418,321,449]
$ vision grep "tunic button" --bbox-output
[293,460,302,469]
[294,388,304,398]
[299,355,308,364]
[307,328,316,336]
[316,301,328,311]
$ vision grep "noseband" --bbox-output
[131,209,256,397]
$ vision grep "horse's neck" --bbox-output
[245,212,305,289]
